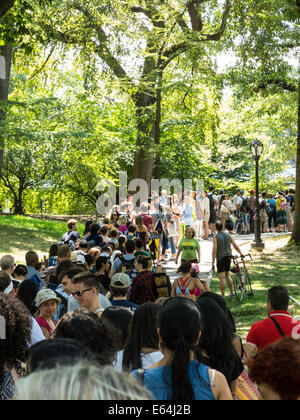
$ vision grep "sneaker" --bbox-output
[228,294,236,299]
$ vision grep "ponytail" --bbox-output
[159,298,202,401]
[171,336,195,400]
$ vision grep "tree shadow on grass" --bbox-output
[0,225,60,256]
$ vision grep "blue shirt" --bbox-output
[132,361,215,401]
[182,205,194,226]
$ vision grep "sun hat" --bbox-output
[35,288,61,308]
[111,273,130,289]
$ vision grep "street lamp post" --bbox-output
[250,140,265,250]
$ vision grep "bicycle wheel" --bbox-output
[233,272,243,302]
[244,270,254,297]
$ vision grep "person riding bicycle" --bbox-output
[212,221,244,299]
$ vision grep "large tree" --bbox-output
[34,0,234,185]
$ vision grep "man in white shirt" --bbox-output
[233,190,243,234]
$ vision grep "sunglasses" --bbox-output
[71,288,94,297]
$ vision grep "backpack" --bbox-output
[208,193,215,214]
[154,216,164,235]
[59,231,76,250]
[149,237,159,261]
[280,200,287,211]
[241,197,250,213]
[259,199,267,210]
[265,205,274,217]
[117,255,137,284]
[153,268,171,298]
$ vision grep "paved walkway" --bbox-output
[162,232,291,281]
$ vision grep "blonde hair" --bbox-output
[15,361,150,400]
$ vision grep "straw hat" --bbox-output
[35,288,61,308]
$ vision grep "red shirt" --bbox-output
[129,271,156,306]
[246,310,300,350]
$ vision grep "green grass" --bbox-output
[0,215,84,263]
[210,245,300,339]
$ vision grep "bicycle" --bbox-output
[231,254,254,302]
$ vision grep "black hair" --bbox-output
[90,223,100,237]
[125,240,136,254]
[117,235,127,254]
[123,303,161,371]
[268,286,290,311]
[95,256,110,272]
[17,280,38,316]
[196,298,240,386]
[177,261,192,274]
[13,264,28,278]
[49,244,59,258]
[128,225,137,234]
[216,221,223,232]
[79,239,89,250]
[26,338,94,373]
[0,270,11,292]
[84,220,93,236]
[54,309,114,366]
[136,255,151,270]
[101,307,133,351]
[84,254,94,267]
[158,298,203,400]
[197,292,236,333]
[56,260,74,284]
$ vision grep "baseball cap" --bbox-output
[111,273,130,288]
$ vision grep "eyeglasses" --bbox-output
[71,288,94,297]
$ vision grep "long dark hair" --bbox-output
[17,280,38,316]
[198,291,236,333]
[123,303,160,371]
[196,298,240,385]
[159,297,202,400]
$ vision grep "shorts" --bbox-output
[209,211,217,224]
[217,256,232,274]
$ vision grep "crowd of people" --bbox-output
[0,186,299,401]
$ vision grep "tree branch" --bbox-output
[188,2,203,32]
[201,0,232,41]
[254,78,298,93]
[25,46,55,84]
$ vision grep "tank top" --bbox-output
[216,232,232,261]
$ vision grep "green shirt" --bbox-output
[178,238,200,261]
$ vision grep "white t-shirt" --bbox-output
[113,350,164,372]
[29,317,45,347]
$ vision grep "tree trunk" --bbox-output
[291,78,300,244]
[132,89,157,186]
[153,72,162,180]
[0,45,12,179]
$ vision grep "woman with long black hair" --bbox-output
[122,303,163,372]
[132,297,232,400]
[196,297,244,392]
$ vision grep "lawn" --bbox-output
[0,215,85,263]
[210,244,300,339]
